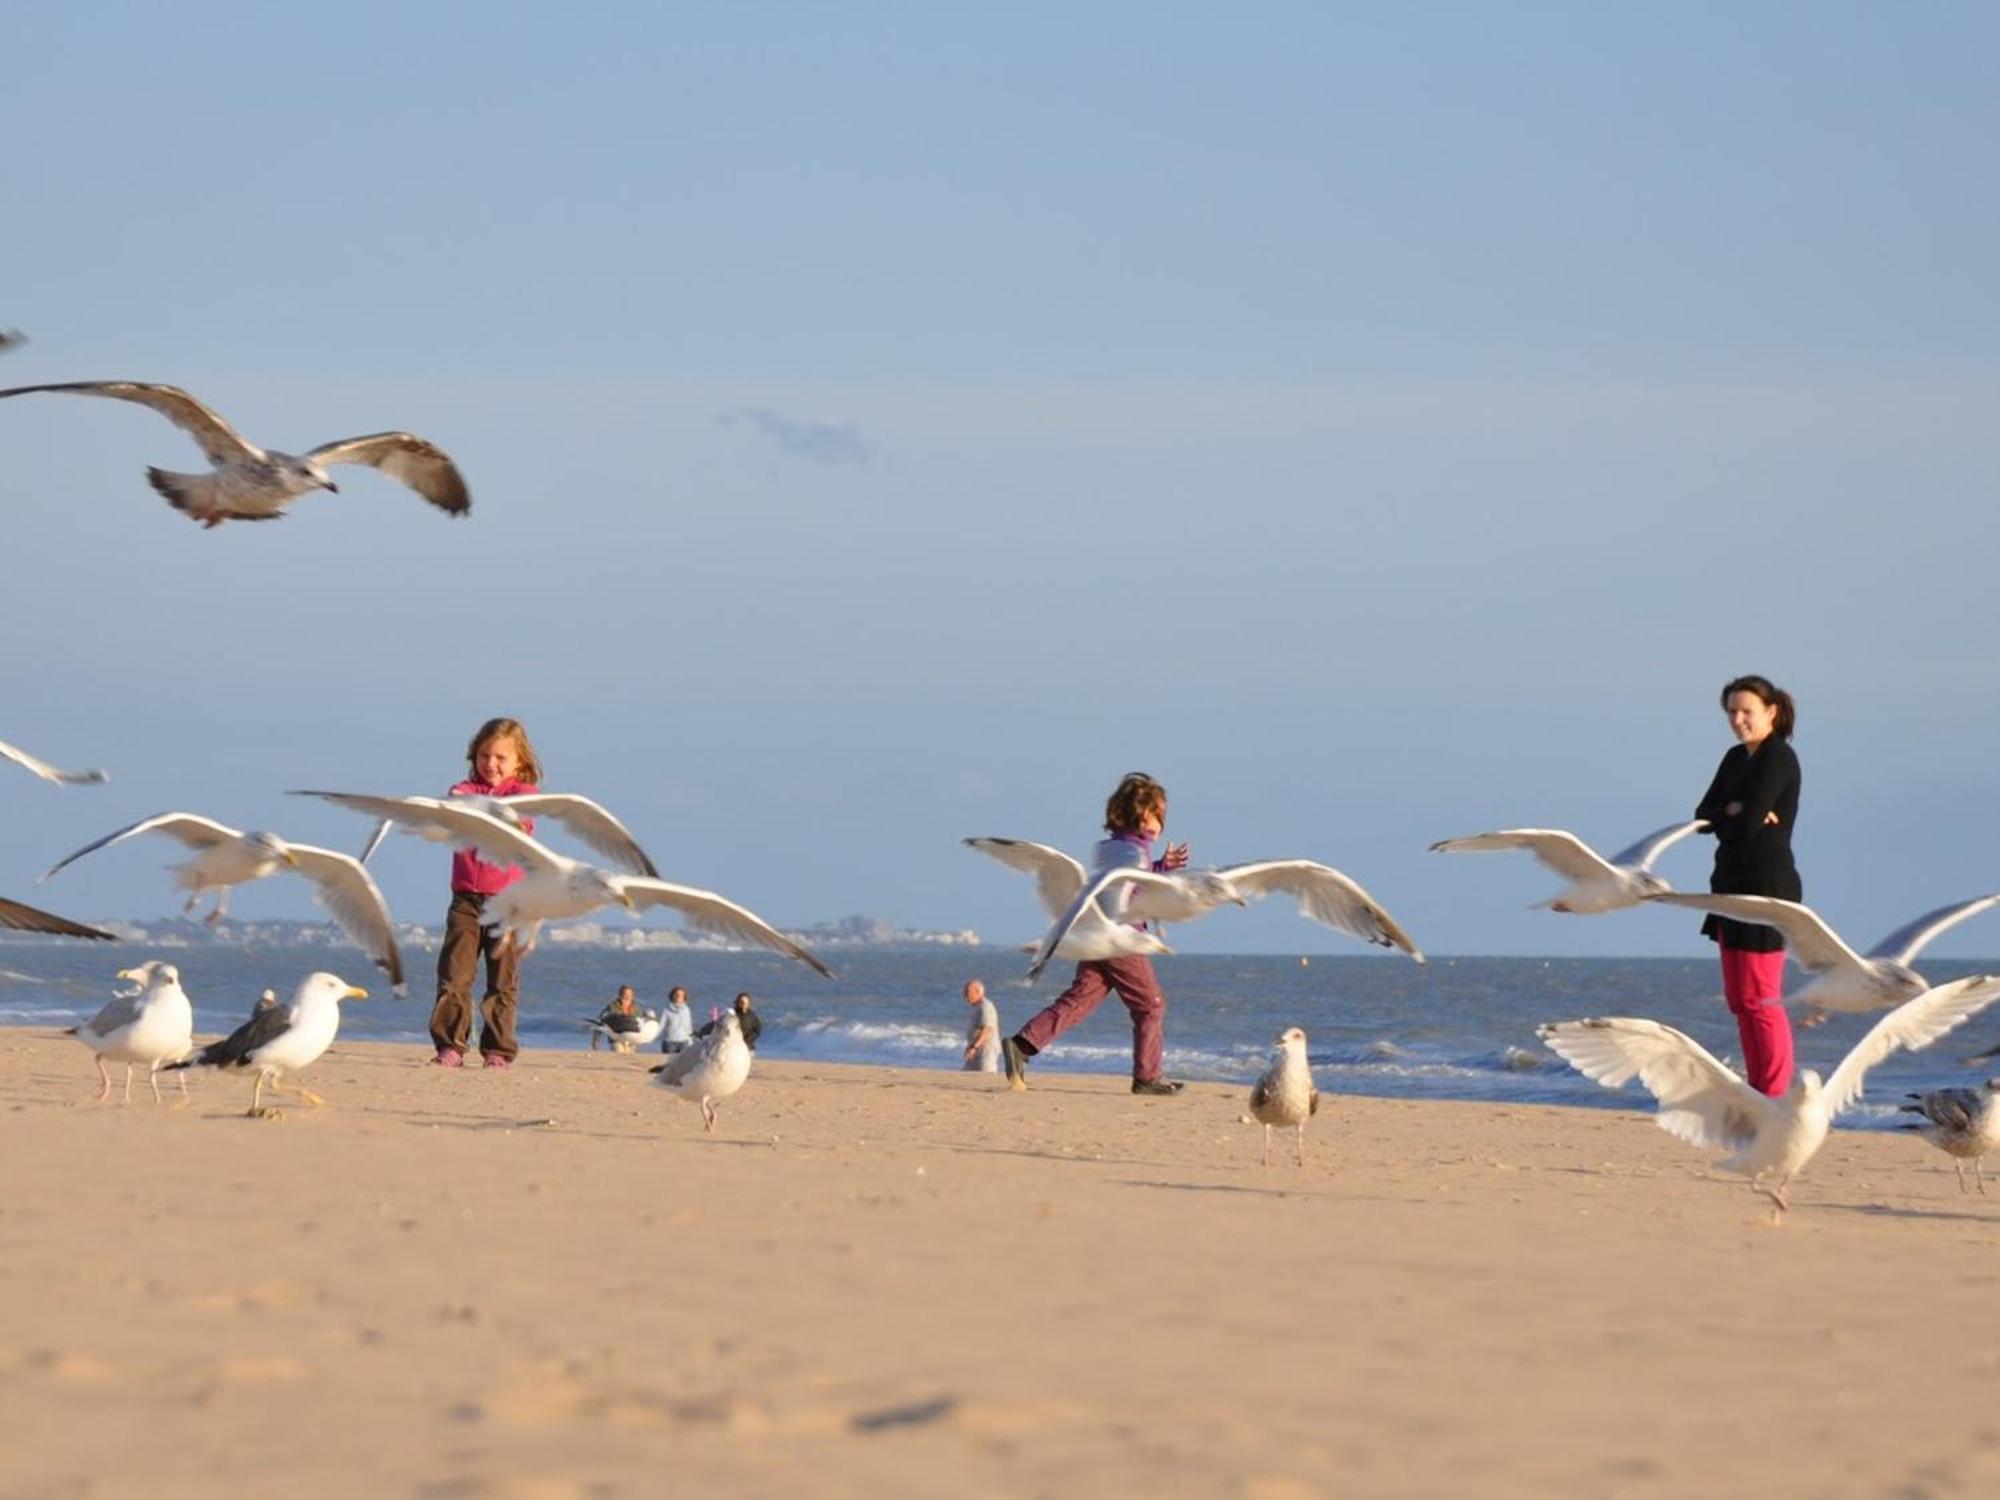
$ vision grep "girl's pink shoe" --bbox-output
[482,1054,512,1070]
[431,1048,464,1068]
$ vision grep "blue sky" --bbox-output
[4,3,1998,957]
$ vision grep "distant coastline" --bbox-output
[0,913,982,953]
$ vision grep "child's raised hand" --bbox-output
[1161,841,1190,871]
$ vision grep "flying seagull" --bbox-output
[296,792,830,975]
[965,838,1424,979]
[650,1008,751,1132]
[1538,973,2000,1219]
[165,972,366,1118]
[66,960,194,1104]
[0,330,24,353]
[0,734,107,786]
[351,789,658,876]
[0,894,114,941]
[1900,1081,2000,1194]
[40,813,405,993]
[1248,1025,1320,1167]
[1429,819,1707,913]
[1646,892,2000,1016]
[0,380,470,527]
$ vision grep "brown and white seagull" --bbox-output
[0,380,470,527]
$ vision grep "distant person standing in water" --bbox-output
[961,979,1000,1072]
[1694,674,1803,1097]
[1003,772,1189,1096]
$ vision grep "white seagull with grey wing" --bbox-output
[295,792,831,975]
[164,972,366,1118]
[649,1009,752,1132]
[964,838,1424,979]
[0,380,470,527]
[1430,819,1707,913]
[39,813,405,993]
[1646,891,2000,1017]
[66,960,195,1104]
[1538,973,2000,1219]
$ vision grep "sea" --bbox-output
[6,940,1998,1130]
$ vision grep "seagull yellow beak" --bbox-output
[116,967,145,982]
[283,851,301,868]
[343,986,368,1001]
[618,893,638,913]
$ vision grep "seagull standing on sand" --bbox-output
[1429,820,1707,913]
[1,735,108,786]
[66,960,194,1104]
[39,813,406,993]
[965,838,1424,979]
[649,1009,751,1133]
[0,380,471,527]
[1647,891,2000,1016]
[295,792,831,974]
[1248,1026,1320,1167]
[1538,973,2000,1219]
[1900,1081,2000,1194]
[164,972,367,1118]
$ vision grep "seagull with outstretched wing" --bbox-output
[39,813,405,993]
[0,734,107,786]
[355,790,657,876]
[0,380,470,527]
[296,792,830,976]
[1430,819,1707,913]
[1647,891,2000,1016]
[1539,973,2000,1218]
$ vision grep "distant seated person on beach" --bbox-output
[659,985,694,1054]
[696,992,762,1051]
[962,979,1000,1072]
[591,985,641,1052]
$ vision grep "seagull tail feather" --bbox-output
[147,467,213,519]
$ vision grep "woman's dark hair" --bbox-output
[1720,675,1796,741]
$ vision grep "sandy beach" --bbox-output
[4,1030,1998,1500]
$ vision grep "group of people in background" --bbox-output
[423,679,1809,1095]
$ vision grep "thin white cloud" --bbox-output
[723,406,873,466]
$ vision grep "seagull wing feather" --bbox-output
[1867,895,2000,965]
[0,894,115,940]
[615,877,832,978]
[39,812,242,882]
[285,844,407,994]
[963,837,1087,919]
[1822,975,2000,1119]
[494,794,659,876]
[1214,861,1425,961]
[0,735,108,785]
[305,432,470,515]
[1646,893,1862,972]
[1538,1017,1768,1150]
[1604,819,1710,872]
[0,380,259,465]
[1429,829,1618,883]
